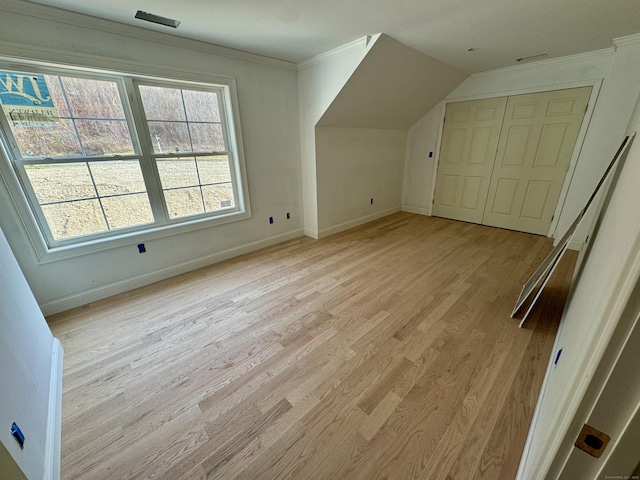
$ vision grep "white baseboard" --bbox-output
[43,339,63,480]
[567,238,584,251]
[40,229,304,316]
[317,207,400,239]
[401,205,431,216]
[552,234,584,251]
[304,228,319,239]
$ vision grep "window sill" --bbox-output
[34,209,252,264]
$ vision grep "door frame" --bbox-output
[430,78,603,239]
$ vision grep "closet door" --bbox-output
[482,87,591,235]
[432,97,507,223]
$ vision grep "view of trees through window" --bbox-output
[10,75,134,158]
[138,85,235,220]
[0,68,239,245]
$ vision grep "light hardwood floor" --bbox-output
[48,213,577,480]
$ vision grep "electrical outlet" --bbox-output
[370,198,374,205]
[286,212,290,219]
[269,216,274,224]
[574,424,611,458]
[137,243,146,253]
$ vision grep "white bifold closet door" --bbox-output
[433,86,592,236]
[432,97,507,224]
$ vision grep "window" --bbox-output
[0,65,248,255]
[137,85,236,219]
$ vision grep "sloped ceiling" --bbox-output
[317,34,467,130]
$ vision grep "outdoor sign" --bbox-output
[0,71,59,127]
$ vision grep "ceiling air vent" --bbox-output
[516,53,549,63]
[134,10,181,29]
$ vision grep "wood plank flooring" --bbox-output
[48,213,577,480]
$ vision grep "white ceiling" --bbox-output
[26,0,640,72]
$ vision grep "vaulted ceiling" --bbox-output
[25,0,640,72]
[318,35,467,129]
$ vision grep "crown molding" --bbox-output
[297,35,375,71]
[2,0,297,71]
[470,47,614,78]
[0,40,242,88]
[613,33,640,49]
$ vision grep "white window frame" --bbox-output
[0,59,251,263]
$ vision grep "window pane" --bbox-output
[203,183,235,212]
[157,158,198,189]
[42,75,70,117]
[189,123,225,152]
[147,121,190,154]
[197,155,231,184]
[61,77,126,119]
[24,163,95,203]
[76,120,133,156]
[102,194,153,229]
[138,85,186,121]
[140,84,224,154]
[12,120,81,158]
[41,199,107,240]
[1,71,133,158]
[164,187,204,218]
[89,161,147,196]
[25,161,154,239]
[183,89,220,122]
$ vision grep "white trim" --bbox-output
[0,51,241,96]
[549,80,603,238]
[566,238,584,251]
[43,339,63,480]
[551,279,640,478]
[316,207,399,239]
[439,80,602,239]
[296,35,374,71]
[591,309,640,478]
[2,0,296,71]
[0,148,253,263]
[0,145,46,262]
[518,231,640,480]
[613,33,640,49]
[516,331,563,480]
[0,42,249,88]
[430,102,446,216]
[0,59,253,264]
[445,78,603,105]
[39,229,304,316]
[595,396,640,478]
[469,48,613,80]
[304,228,319,239]
[401,205,430,216]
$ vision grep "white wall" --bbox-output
[402,103,444,215]
[402,38,640,243]
[308,35,464,237]
[599,396,640,478]
[517,90,640,479]
[0,1,303,314]
[553,279,640,479]
[297,37,372,237]
[315,127,406,236]
[0,226,61,480]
